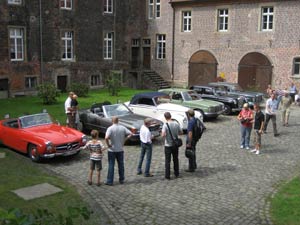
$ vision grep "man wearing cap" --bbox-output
[263,93,279,136]
[237,103,254,150]
[137,118,154,177]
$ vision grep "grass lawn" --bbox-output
[270,176,300,225]
[0,148,96,224]
[0,87,148,124]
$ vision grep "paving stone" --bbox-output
[12,183,62,200]
[0,152,6,158]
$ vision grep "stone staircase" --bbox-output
[143,70,171,90]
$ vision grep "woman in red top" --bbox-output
[237,103,254,150]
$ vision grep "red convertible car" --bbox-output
[0,113,88,162]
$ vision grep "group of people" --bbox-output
[64,91,79,129]
[238,82,296,155]
[81,109,201,186]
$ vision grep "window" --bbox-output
[60,0,72,9]
[25,77,37,89]
[61,31,74,60]
[156,34,166,59]
[148,0,160,19]
[182,11,192,32]
[104,0,113,13]
[218,9,228,32]
[261,6,273,31]
[91,75,102,86]
[293,57,300,75]
[104,32,113,59]
[9,28,24,61]
[132,39,140,47]
[8,0,22,5]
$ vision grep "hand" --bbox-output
[186,143,191,148]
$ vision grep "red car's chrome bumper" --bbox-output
[41,148,81,158]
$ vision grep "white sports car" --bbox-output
[125,92,203,131]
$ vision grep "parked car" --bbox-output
[159,88,224,119]
[78,102,163,142]
[208,82,264,107]
[190,85,246,115]
[124,92,203,131]
[0,113,88,162]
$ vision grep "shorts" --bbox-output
[90,159,102,171]
[253,129,262,145]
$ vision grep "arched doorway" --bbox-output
[188,50,218,87]
[238,52,272,92]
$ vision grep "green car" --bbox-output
[159,88,225,119]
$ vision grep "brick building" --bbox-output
[1,0,300,98]
[0,0,147,98]
[147,0,300,92]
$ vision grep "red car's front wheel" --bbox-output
[28,144,41,162]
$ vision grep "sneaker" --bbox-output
[144,174,154,177]
[246,147,250,150]
[240,145,244,149]
[137,171,142,175]
[250,149,257,153]
[274,133,280,137]
[255,150,260,155]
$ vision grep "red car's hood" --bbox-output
[23,124,83,144]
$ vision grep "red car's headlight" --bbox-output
[82,135,88,144]
[45,141,54,152]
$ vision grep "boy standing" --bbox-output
[251,104,265,155]
[82,130,107,186]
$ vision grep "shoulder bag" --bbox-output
[166,123,183,148]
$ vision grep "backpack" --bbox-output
[192,118,205,142]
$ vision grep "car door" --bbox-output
[170,91,183,104]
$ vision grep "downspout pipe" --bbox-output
[171,1,175,82]
[39,0,44,84]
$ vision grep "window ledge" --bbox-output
[290,75,300,79]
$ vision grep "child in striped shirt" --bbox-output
[82,130,107,186]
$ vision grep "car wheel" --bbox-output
[28,144,41,162]
[223,105,232,115]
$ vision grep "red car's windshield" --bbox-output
[20,113,53,128]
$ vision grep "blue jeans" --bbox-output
[137,143,152,176]
[106,151,124,184]
[240,126,252,148]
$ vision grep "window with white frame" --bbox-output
[156,0,160,18]
[261,6,273,31]
[104,0,113,13]
[148,0,160,19]
[9,28,24,61]
[61,31,74,60]
[90,75,102,86]
[25,77,37,89]
[156,34,166,59]
[182,11,192,32]
[104,32,113,59]
[60,0,72,9]
[293,57,300,75]
[8,0,22,5]
[218,8,228,32]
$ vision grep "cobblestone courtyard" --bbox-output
[45,106,300,225]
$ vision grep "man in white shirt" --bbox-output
[263,93,279,137]
[137,118,154,177]
[64,92,75,128]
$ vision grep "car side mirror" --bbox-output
[4,114,10,119]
